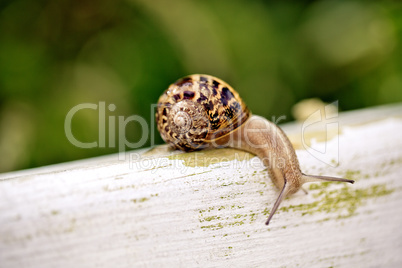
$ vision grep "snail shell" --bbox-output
[156,75,250,151]
[156,74,354,226]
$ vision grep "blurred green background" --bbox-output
[0,0,401,173]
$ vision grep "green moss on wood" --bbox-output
[131,197,149,203]
[278,183,394,219]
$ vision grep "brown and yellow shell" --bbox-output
[156,74,250,151]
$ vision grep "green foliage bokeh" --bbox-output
[0,0,401,172]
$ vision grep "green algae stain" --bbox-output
[167,148,254,167]
[103,184,137,192]
[131,197,149,203]
[202,216,221,222]
[278,183,394,219]
[300,168,395,220]
[228,221,245,227]
[127,193,159,204]
[308,181,333,191]
[198,204,249,230]
[51,210,60,215]
[201,223,224,230]
[344,169,362,181]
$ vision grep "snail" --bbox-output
[156,74,354,225]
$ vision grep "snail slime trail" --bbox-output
[156,74,354,226]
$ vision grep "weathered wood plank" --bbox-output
[1,104,402,267]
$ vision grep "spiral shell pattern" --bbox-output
[156,74,250,151]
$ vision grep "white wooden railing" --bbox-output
[1,104,402,267]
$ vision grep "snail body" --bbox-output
[156,74,354,225]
